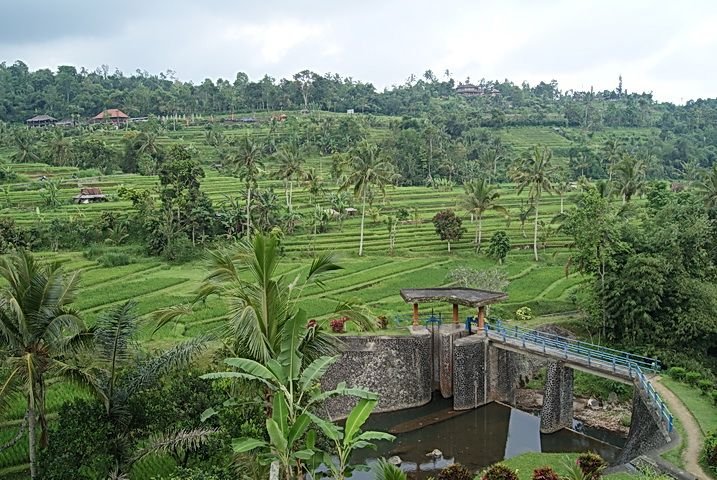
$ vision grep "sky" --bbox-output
[1,0,716,103]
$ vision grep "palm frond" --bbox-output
[151,303,194,335]
[131,427,218,465]
[373,458,407,480]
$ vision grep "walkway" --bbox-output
[652,378,711,480]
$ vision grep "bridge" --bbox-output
[482,321,673,434]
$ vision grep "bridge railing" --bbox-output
[484,321,661,373]
[482,320,673,432]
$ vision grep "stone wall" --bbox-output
[453,335,488,409]
[540,362,574,433]
[438,324,467,398]
[321,330,432,419]
[618,386,672,463]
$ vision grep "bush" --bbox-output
[330,316,348,333]
[710,390,717,405]
[577,452,606,479]
[697,379,714,394]
[703,431,717,472]
[377,315,388,329]
[515,306,533,321]
[437,463,473,480]
[532,466,560,480]
[667,366,686,381]
[685,371,702,386]
[97,252,132,267]
[480,463,519,480]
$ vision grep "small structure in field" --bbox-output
[91,108,130,125]
[74,187,108,204]
[400,287,508,328]
[345,207,358,216]
[26,114,57,127]
[55,118,76,127]
[455,83,481,97]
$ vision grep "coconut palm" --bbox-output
[191,234,374,365]
[0,251,86,479]
[512,145,557,261]
[341,141,395,256]
[11,130,40,163]
[229,135,264,237]
[462,179,508,252]
[698,164,717,209]
[303,167,326,207]
[136,131,162,158]
[275,141,304,212]
[614,155,645,203]
[45,130,73,166]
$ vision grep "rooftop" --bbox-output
[26,114,57,122]
[93,108,129,120]
[400,287,508,307]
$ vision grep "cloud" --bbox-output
[0,0,716,102]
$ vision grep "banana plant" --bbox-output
[201,309,392,480]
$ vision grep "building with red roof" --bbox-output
[91,108,129,125]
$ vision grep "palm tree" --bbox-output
[229,136,264,237]
[275,141,304,212]
[462,179,507,252]
[136,131,162,159]
[341,141,394,256]
[614,155,645,203]
[512,145,557,261]
[303,167,326,207]
[698,164,717,209]
[191,234,373,364]
[11,130,40,163]
[0,252,86,479]
[45,130,73,166]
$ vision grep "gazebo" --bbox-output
[400,287,507,329]
[26,114,57,127]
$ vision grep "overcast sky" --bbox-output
[1,0,716,103]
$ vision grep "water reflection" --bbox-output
[348,397,621,479]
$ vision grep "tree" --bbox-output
[10,129,40,163]
[512,145,557,261]
[341,141,394,256]
[186,234,373,365]
[0,252,85,479]
[487,231,511,264]
[229,136,264,237]
[386,215,398,254]
[462,179,507,251]
[614,155,645,203]
[203,310,392,480]
[432,209,464,252]
[698,164,717,210]
[275,142,304,212]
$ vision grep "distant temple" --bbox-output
[26,114,57,127]
[91,108,129,125]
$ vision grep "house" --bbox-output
[26,114,57,127]
[91,108,130,125]
[74,187,108,204]
[455,83,481,97]
[55,119,76,127]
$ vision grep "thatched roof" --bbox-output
[400,287,507,307]
[26,114,57,123]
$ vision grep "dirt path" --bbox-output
[652,377,711,479]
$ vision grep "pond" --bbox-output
[346,396,624,479]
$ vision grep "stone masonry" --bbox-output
[618,386,671,463]
[540,361,574,433]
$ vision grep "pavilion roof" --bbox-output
[93,108,129,119]
[400,287,507,307]
[26,114,57,122]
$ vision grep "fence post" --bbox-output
[543,339,546,354]
[564,343,568,359]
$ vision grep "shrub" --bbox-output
[697,379,714,394]
[97,252,132,267]
[532,466,560,480]
[577,452,606,479]
[377,315,388,329]
[437,463,473,480]
[480,463,518,480]
[685,371,702,386]
[666,367,686,381]
[330,316,348,333]
[710,390,717,405]
[515,306,533,321]
[703,431,717,472]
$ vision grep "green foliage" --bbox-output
[432,209,464,251]
[515,306,533,321]
[697,379,714,394]
[480,463,519,480]
[685,371,702,386]
[372,458,407,480]
[487,230,511,264]
[97,252,133,267]
[703,431,717,473]
[667,367,686,381]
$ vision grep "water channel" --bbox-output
[346,396,624,479]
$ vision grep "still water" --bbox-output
[347,397,623,479]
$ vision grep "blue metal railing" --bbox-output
[393,312,445,327]
[483,320,673,432]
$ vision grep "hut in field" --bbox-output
[455,83,481,97]
[74,187,108,204]
[91,108,130,125]
[26,114,57,127]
